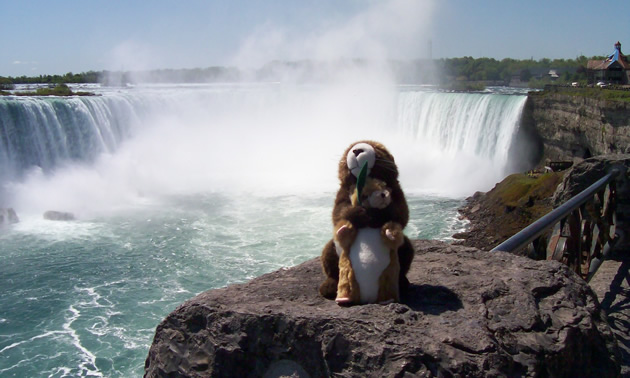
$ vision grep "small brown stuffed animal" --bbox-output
[334,177,404,305]
[319,141,414,301]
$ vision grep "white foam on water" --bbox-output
[0,331,65,354]
[63,306,103,377]
[5,213,111,242]
[0,331,69,375]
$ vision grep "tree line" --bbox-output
[0,55,607,89]
[435,55,604,86]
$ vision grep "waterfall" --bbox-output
[396,91,526,165]
[0,95,141,181]
[390,90,527,196]
[0,85,529,211]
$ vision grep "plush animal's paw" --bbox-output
[336,223,351,236]
[382,222,403,249]
[335,297,353,306]
[385,228,397,240]
[319,278,338,299]
[335,222,357,249]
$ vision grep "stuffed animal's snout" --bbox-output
[352,148,364,157]
[347,142,376,178]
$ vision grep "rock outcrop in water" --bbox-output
[144,240,619,377]
[0,208,19,226]
[43,210,76,221]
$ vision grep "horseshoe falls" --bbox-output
[0,84,528,377]
[393,89,529,195]
[0,94,139,183]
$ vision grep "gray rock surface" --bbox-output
[145,240,620,377]
[589,249,630,377]
[555,155,630,376]
[552,154,630,221]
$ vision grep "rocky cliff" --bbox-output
[520,90,630,165]
[455,155,630,257]
[552,155,630,228]
[144,240,619,377]
[453,172,564,254]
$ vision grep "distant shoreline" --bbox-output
[0,83,97,97]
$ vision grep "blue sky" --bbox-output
[1,0,629,77]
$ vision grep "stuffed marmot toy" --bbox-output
[319,140,414,300]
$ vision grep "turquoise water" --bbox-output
[0,192,464,377]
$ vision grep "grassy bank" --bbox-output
[454,172,565,252]
[531,85,630,103]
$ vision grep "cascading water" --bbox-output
[397,90,525,163]
[1,85,528,205]
[390,88,528,196]
[0,84,528,377]
[0,95,141,182]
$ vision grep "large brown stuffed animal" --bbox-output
[334,177,404,305]
[319,140,414,300]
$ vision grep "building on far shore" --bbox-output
[587,41,630,85]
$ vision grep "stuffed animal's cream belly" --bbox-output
[348,228,390,303]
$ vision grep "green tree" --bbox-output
[35,83,73,96]
[0,76,15,90]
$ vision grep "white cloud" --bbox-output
[12,60,38,65]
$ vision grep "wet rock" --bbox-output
[43,210,75,221]
[144,240,620,377]
[0,208,19,226]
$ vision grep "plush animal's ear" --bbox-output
[368,141,395,163]
[370,143,399,182]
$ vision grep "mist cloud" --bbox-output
[108,40,162,72]
[231,0,435,68]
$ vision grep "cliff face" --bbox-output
[521,92,630,164]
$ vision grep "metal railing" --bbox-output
[491,169,620,281]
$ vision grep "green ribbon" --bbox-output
[355,161,368,205]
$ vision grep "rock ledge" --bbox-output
[144,240,619,377]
